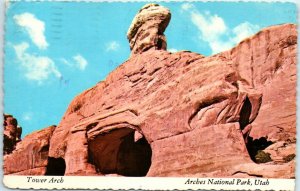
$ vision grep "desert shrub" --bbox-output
[255,150,272,163]
[283,154,296,162]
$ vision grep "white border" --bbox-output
[2,176,296,190]
[0,0,299,190]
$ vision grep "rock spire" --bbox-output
[127,4,171,55]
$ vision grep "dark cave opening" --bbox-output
[45,157,66,176]
[239,97,274,163]
[239,97,252,130]
[246,137,274,163]
[88,128,152,177]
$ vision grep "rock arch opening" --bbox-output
[239,97,274,163]
[246,137,273,163]
[88,128,152,176]
[239,97,252,130]
[45,157,66,176]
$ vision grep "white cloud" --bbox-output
[73,54,88,70]
[168,48,178,53]
[232,22,260,43]
[106,41,120,51]
[181,3,194,11]
[60,55,88,71]
[209,41,233,54]
[191,11,229,53]
[183,5,259,54]
[191,11,227,41]
[14,13,48,49]
[13,42,61,83]
[22,112,33,121]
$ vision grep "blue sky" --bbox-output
[4,1,296,137]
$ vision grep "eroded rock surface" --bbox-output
[127,3,171,55]
[222,24,297,169]
[3,126,58,175]
[3,114,22,155]
[4,4,296,178]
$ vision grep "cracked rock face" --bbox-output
[4,4,296,178]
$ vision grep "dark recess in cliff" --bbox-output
[239,97,252,130]
[88,128,152,176]
[246,137,273,163]
[45,157,66,176]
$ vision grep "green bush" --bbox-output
[255,150,272,163]
[283,154,295,162]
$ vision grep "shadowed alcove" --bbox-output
[239,97,274,163]
[88,128,152,176]
[45,157,66,176]
[239,97,252,131]
[246,136,273,162]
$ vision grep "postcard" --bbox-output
[2,0,297,190]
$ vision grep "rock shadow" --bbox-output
[246,137,273,163]
[239,97,273,163]
[88,128,152,176]
[45,157,66,176]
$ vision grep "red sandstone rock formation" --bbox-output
[3,4,296,178]
[127,4,171,55]
[3,125,58,175]
[3,114,22,154]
